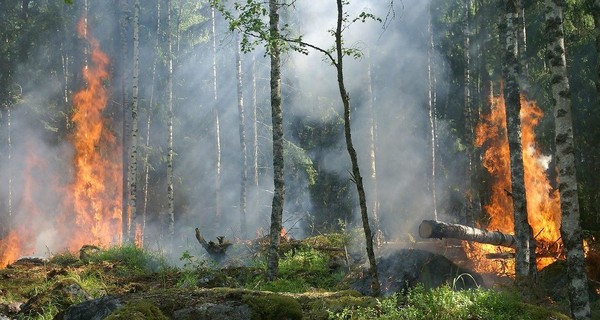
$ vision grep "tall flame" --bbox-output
[59,18,122,251]
[0,18,122,267]
[467,89,561,275]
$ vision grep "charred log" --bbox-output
[195,228,232,259]
[419,220,517,248]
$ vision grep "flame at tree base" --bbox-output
[0,18,122,267]
[467,89,562,276]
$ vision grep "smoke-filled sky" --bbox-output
[0,0,467,261]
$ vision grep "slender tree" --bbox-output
[544,1,591,318]
[427,2,439,220]
[366,50,382,246]
[166,0,175,240]
[265,0,284,281]
[141,0,162,248]
[333,0,380,296]
[118,0,131,243]
[127,0,140,244]
[502,0,536,279]
[236,32,249,238]
[211,5,222,228]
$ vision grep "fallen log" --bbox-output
[419,220,516,248]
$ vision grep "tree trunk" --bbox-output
[251,53,260,218]
[366,50,382,246]
[166,0,175,241]
[266,0,284,282]
[516,0,529,92]
[210,6,222,228]
[127,0,140,245]
[419,220,516,248]
[334,0,380,296]
[502,0,536,280]
[236,33,248,238]
[427,3,439,220]
[141,0,162,248]
[544,1,591,318]
[463,0,476,225]
[594,0,600,99]
[118,0,130,244]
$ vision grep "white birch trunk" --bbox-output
[544,1,591,318]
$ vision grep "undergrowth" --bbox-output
[329,284,570,320]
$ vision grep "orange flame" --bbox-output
[0,143,53,267]
[468,88,562,275]
[0,18,122,267]
[0,231,21,268]
[58,18,122,251]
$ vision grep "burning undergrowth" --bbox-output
[0,18,122,267]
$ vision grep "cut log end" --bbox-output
[418,220,436,239]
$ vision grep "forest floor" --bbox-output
[0,232,598,319]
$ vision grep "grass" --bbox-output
[329,284,571,320]
[0,234,575,320]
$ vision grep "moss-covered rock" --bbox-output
[105,300,168,320]
[242,293,303,320]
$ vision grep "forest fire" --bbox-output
[466,90,562,275]
[60,19,122,251]
[0,19,121,267]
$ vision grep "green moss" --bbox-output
[242,293,303,320]
[49,250,81,267]
[105,300,169,320]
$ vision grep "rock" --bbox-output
[79,245,102,263]
[349,248,483,295]
[7,302,23,313]
[55,296,123,320]
[20,278,92,317]
[172,301,252,320]
[12,256,49,266]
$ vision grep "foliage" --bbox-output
[329,285,570,320]
[246,246,344,292]
[86,245,170,276]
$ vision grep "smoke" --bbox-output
[287,0,461,241]
[0,0,468,264]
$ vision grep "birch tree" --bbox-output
[127,0,140,244]
[236,32,249,238]
[166,0,175,240]
[502,0,536,279]
[544,1,591,318]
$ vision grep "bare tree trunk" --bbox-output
[427,3,438,220]
[334,0,380,296]
[127,0,140,245]
[266,0,284,282]
[366,50,382,246]
[463,0,476,225]
[118,0,130,244]
[516,0,529,92]
[211,6,222,228]
[236,33,248,238]
[166,0,175,241]
[6,103,12,237]
[141,0,162,248]
[502,0,536,280]
[544,1,591,318]
[251,53,260,218]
